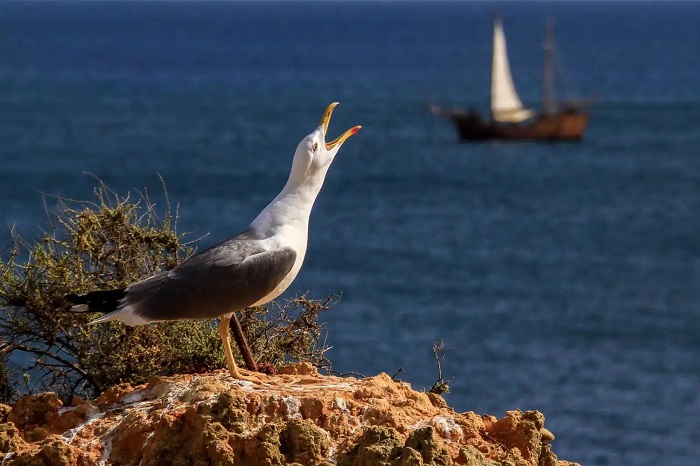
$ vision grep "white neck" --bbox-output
[250,158,331,237]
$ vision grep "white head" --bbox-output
[288,102,361,185]
[252,103,361,233]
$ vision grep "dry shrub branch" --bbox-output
[0,180,334,403]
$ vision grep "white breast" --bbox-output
[251,225,308,306]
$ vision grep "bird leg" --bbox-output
[218,315,263,382]
[230,312,258,372]
[218,315,243,379]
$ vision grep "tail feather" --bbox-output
[64,289,126,314]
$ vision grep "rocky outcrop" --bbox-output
[0,363,579,466]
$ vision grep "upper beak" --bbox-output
[318,102,361,150]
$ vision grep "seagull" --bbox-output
[65,102,361,381]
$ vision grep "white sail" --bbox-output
[490,17,535,123]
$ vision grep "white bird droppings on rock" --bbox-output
[431,415,464,442]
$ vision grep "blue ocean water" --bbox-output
[1,1,699,464]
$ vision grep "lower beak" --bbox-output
[318,102,362,150]
[327,125,362,150]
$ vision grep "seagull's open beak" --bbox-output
[319,102,361,151]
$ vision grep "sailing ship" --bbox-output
[428,16,588,142]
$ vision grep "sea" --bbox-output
[1,1,699,465]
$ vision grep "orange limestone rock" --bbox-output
[0,364,579,466]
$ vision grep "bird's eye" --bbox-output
[312,142,318,151]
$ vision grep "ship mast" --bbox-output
[542,17,557,114]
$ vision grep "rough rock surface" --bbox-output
[0,364,579,466]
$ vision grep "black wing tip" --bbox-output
[62,288,127,313]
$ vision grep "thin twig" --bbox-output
[429,339,453,395]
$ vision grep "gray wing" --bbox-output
[123,236,297,321]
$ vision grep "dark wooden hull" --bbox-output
[450,110,588,142]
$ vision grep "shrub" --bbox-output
[0,180,332,403]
